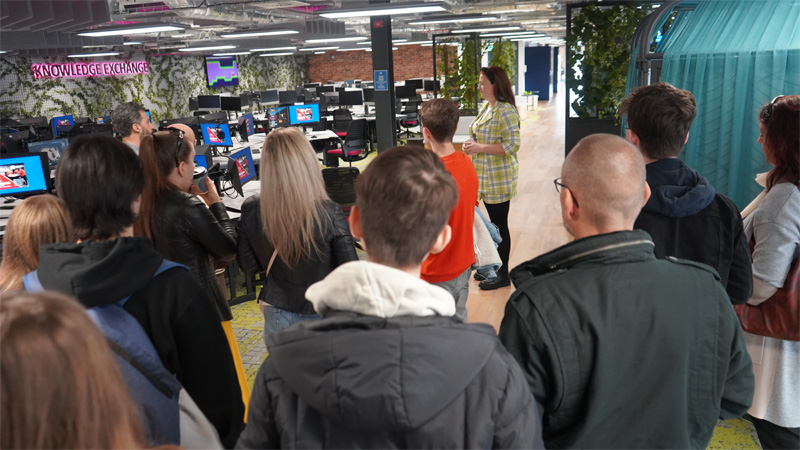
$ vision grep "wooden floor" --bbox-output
[466,94,571,331]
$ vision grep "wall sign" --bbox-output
[31,61,149,79]
[374,70,388,91]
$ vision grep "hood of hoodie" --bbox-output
[643,158,716,218]
[267,261,499,431]
[36,237,164,307]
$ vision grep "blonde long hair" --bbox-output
[1,291,145,448]
[259,127,331,267]
[0,195,72,291]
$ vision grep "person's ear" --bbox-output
[177,159,190,178]
[429,224,452,255]
[684,131,690,144]
[131,195,142,216]
[562,187,579,222]
[643,181,652,206]
[348,206,363,240]
[626,129,640,147]
[422,126,432,141]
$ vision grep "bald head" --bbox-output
[562,134,647,232]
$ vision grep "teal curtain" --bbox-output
[657,0,800,208]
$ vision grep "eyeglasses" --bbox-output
[156,128,185,167]
[553,177,579,207]
[762,95,785,122]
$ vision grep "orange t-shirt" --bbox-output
[421,151,478,283]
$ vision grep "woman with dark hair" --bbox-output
[236,127,358,347]
[742,95,800,450]
[1,290,146,449]
[462,65,520,290]
[0,195,71,291]
[135,125,250,418]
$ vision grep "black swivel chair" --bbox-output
[398,100,420,139]
[331,108,352,138]
[327,118,370,167]
[321,166,359,216]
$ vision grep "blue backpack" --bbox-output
[24,260,187,446]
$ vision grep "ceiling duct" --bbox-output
[0,0,111,33]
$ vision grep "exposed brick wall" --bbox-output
[308,44,433,83]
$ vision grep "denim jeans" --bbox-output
[431,268,471,323]
[261,305,321,349]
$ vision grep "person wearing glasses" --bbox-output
[499,134,753,449]
[619,82,752,305]
[741,95,800,450]
[30,135,245,447]
[462,66,520,290]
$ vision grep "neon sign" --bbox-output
[31,61,149,79]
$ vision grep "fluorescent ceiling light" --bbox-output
[337,48,368,52]
[78,24,185,37]
[314,51,325,54]
[82,45,111,49]
[305,36,367,44]
[408,15,494,25]
[452,26,521,34]
[357,41,372,45]
[178,45,237,52]
[0,51,8,54]
[510,36,550,42]
[320,2,446,19]
[123,41,142,45]
[251,46,295,52]
[212,51,252,56]
[68,52,121,58]
[393,39,408,43]
[392,47,399,50]
[486,8,535,14]
[220,30,298,38]
[394,40,431,46]
[421,43,433,47]
[299,46,338,52]
[260,52,295,57]
[481,31,545,38]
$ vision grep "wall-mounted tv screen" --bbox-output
[0,152,51,198]
[205,56,239,89]
[200,123,233,147]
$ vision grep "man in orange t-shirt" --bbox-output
[419,99,479,322]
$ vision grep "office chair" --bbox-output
[321,166,359,216]
[331,108,352,138]
[327,119,370,167]
[398,100,420,139]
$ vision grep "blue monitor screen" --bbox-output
[268,106,290,128]
[200,123,233,147]
[95,116,112,124]
[230,146,256,185]
[194,154,208,170]
[146,110,151,122]
[288,104,320,125]
[239,113,254,136]
[51,114,74,137]
[27,138,69,166]
[0,154,48,197]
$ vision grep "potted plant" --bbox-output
[565,2,650,154]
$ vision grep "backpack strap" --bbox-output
[116,259,188,307]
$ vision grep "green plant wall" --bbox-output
[0,51,309,124]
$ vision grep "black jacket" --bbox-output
[237,312,543,449]
[154,191,237,321]
[634,158,752,304]
[499,230,754,449]
[236,197,358,314]
[36,238,245,448]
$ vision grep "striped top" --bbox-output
[468,101,520,204]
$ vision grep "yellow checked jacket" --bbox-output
[469,101,520,204]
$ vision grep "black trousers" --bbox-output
[484,200,511,278]
[750,415,800,450]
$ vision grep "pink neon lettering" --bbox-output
[30,61,149,79]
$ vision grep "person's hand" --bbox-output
[193,177,221,205]
[463,139,478,155]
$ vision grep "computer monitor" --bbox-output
[17,117,49,129]
[267,106,290,129]
[424,79,441,91]
[159,117,201,137]
[288,104,320,126]
[339,90,363,106]
[199,123,233,147]
[95,116,112,125]
[145,110,151,122]
[50,115,74,138]
[405,78,424,90]
[0,152,51,198]
[70,123,113,138]
[319,92,339,109]
[316,85,334,95]
[195,144,213,165]
[189,97,199,111]
[239,92,252,110]
[198,111,229,124]
[197,95,221,110]
[1,131,29,153]
[220,96,242,112]
[238,113,255,136]
[259,89,279,105]
[227,146,256,196]
[362,88,375,103]
[304,82,321,88]
[278,90,297,105]
[194,154,208,170]
[27,138,69,167]
[395,85,417,99]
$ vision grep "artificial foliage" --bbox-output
[0,51,308,123]
[566,3,650,120]
[487,39,517,87]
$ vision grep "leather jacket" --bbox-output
[154,190,237,321]
[236,196,358,314]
